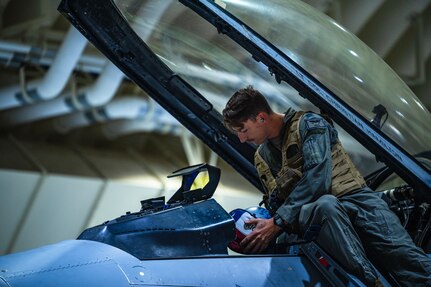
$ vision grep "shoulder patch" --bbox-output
[304,117,326,130]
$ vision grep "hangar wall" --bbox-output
[0,137,261,255]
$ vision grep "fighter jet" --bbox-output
[1,0,430,286]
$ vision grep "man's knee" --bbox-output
[313,194,340,218]
[299,194,342,229]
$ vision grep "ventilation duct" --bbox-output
[52,96,149,133]
[0,62,123,129]
[0,27,87,110]
[0,39,105,73]
[100,101,182,140]
[0,0,172,128]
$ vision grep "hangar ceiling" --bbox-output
[0,0,430,179]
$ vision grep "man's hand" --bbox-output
[240,217,282,254]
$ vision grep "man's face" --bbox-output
[233,117,266,145]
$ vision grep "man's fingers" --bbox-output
[245,218,259,225]
[241,233,269,254]
[243,238,259,253]
[241,232,259,253]
[240,218,274,254]
[240,231,256,247]
[249,238,267,254]
[249,240,261,254]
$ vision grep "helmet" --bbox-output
[245,206,271,219]
[228,206,272,254]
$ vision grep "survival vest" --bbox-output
[255,111,366,214]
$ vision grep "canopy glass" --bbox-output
[113,0,431,166]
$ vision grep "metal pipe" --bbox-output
[52,96,148,133]
[34,27,87,97]
[0,61,122,129]
[0,27,87,110]
[100,100,182,140]
[80,62,124,107]
[0,39,105,73]
[0,0,172,126]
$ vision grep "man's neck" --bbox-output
[266,113,285,140]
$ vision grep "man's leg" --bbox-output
[299,194,379,286]
[343,189,431,287]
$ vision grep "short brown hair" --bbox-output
[222,85,273,130]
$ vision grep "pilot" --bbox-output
[222,86,431,287]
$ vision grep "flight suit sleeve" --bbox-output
[275,113,333,231]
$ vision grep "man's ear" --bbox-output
[257,112,266,123]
